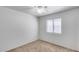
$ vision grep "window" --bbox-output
[46,18,61,34]
[46,20,53,33]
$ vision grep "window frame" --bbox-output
[46,17,62,34]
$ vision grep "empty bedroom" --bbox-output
[0,6,79,52]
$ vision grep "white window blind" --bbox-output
[46,20,53,33]
[46,18,61,34]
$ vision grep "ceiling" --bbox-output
[5,6,76,17]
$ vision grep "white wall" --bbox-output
[0,7,38,51]
[39,8,79,51]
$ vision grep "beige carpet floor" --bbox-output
[8,40,75,52]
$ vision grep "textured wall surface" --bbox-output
[39,8,79,51]
[0,7,38,51]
